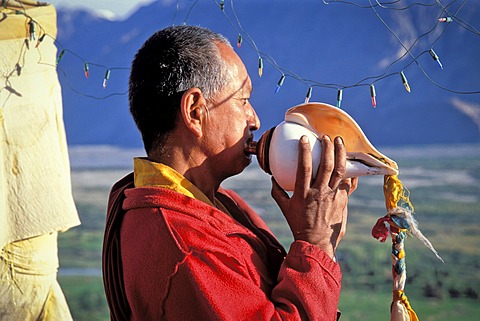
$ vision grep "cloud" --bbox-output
[377,7,443,69]
[451,98,480,134]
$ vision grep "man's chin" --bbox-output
[244,152,253,166]
[227,154,253,178]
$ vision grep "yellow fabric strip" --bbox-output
[383,174,414,212]
[133,158,230,215]
[392,291,419,321]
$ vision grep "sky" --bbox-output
[49,0,157,19]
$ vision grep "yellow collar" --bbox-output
[133,158,230,214]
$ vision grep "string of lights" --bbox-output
[211,0,480,106]
[1,0,479,106]
[0,1,130,101]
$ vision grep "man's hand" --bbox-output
[271,135,358,259]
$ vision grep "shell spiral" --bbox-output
[253,102,398,191]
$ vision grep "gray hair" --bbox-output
[129,25,233,153]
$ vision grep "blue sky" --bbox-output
[47,0,479,145]
[49,0,156,19]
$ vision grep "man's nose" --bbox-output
[248,106,260,131]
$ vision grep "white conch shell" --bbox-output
[268,102,399,191]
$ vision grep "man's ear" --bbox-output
[180,88,207,138]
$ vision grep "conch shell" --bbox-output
[253,102,399,191]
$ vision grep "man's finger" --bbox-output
[312,135,334,189]
[293,135,313,194]
[328,136,347,190]
[271,177,289,210]
[348,177,359,196]
[338,178,352,195]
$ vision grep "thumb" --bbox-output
[271,177,289,211]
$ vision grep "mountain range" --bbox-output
[55,0,480,148]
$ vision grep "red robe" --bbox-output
[103,173,342,320]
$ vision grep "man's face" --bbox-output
[202,43,260,179]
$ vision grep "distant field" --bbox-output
[59,144,480,321]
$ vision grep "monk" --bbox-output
[102,25,357,321]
